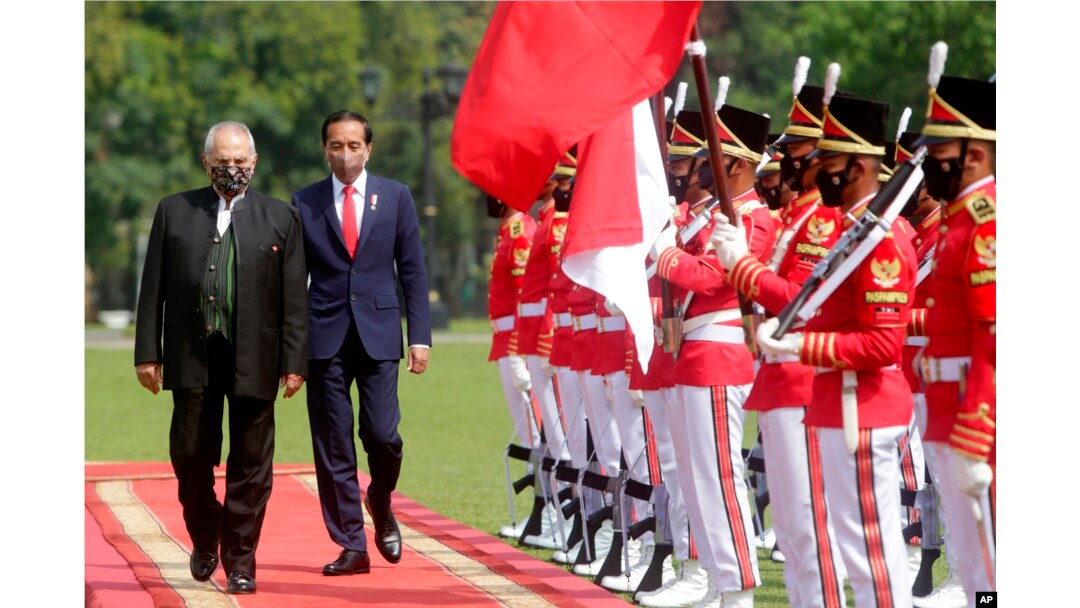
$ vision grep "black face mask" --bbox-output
[757,182,783,210]
[923,141,967,202]
[815,156,857,208]
[780,153,811,191]
[553,185,573,212]
[486,196,507,218]
[696,159,715,193]
[667,170,690,202]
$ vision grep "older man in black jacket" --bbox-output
[134,121,308,595]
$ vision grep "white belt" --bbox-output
[905,336,929,347]
[572,313,597,332]
[682,308,741,335]
[684,323,745,344]
[554,312,573,329]
[816,364,899,374]
[491,315,515,332]
[597,316,626,332]
[519,298,547,317]
[921,356,971,383]
[763,353,800,364]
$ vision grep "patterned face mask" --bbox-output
[210,165,252,195]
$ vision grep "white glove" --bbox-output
[665,195,678,220]
[756,317,802,358]
[649,223,678,261]
[509,355,532,391]
[953,451,993,497]
[709,211,749,270]
[603,298,624,317]
[628,389,646,408]
[539,356,556,377]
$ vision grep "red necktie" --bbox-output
[342,184,358,259]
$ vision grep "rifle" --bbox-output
[772,146,929,339]
[686,24,759,352]
[652,90,683,359]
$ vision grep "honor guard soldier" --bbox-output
[715,59,848,608]
[647,100,775,608]
[717,79,919,607]
[915,42,997,605]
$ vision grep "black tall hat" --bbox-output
[918,75,996,145]
[668,110,707,161]
[817,95,890,157]
[693,104,771,163]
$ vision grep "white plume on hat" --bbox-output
[714,76,730,112]
[928,41,948,89]
[896,107,912,141]
[823,62,841,107]
[664,96,673,117]
[673,82,688,120]
[793,56,811,97]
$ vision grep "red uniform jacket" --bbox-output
[510,201,557,357]
[488,212,535,361]
[655,190,776,387]
[784,196,918,429]
[923,178,996,462]
[901,206,942,391]
[728,188,843,411]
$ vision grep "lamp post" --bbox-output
[419,62,468,329]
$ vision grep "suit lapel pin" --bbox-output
[370,193,378,211]
[271,245,280,252]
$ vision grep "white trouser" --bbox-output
[759,407,846,608]
[578,370,622,475]
[604,370,652,538]
[497,356,539,448]
[671,383,760,591]
[527,356,570,461]
[554,366,588,469]
[818,426,913,608]
[898,412,926,542]
[644,388,692,560]
[927,441,994,607]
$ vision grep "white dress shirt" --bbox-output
[216,191,246,235]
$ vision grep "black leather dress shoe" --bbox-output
[364,493,402,564]
[322,549,371,575]
[189,549,218,582]
[226,571,256,594]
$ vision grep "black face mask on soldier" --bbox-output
[923,140,968,202]
[757,181,783,210]
[780,153,811,191]
[667,166,690,202]
[815,156,858,208]
[553,184,573,212]
[486,196,507,218]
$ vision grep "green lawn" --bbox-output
[86,339,945,606]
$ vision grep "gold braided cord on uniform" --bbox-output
[669,144,704,157]
[783,124,823,139]
[923,89,996,141]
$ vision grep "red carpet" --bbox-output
[86,463,629,607]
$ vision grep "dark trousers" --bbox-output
[306,320,403,552]
[170,333,275,576]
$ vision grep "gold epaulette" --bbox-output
[949,191,996,225]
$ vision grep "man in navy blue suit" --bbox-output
[293,110,432,575]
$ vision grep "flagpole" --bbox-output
[686,23,759,353]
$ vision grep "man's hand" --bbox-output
[756,317,802,358]
[540,356,556,377]
[136,362,162,395]
[407,346,430,375]
[509,355,532,391]
[709,212,749,270]
[952,451,993,496]
[649,223,678,261]
[280,373,305,398]
[628,389,646,408]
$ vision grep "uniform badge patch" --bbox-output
[974,234,996,268]
[871,257,902,289]
[966,194,996,224]
[509,220,524,238]
[806,216,836,244]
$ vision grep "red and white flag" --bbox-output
[451,0,700,211]
[561,100,672,372]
